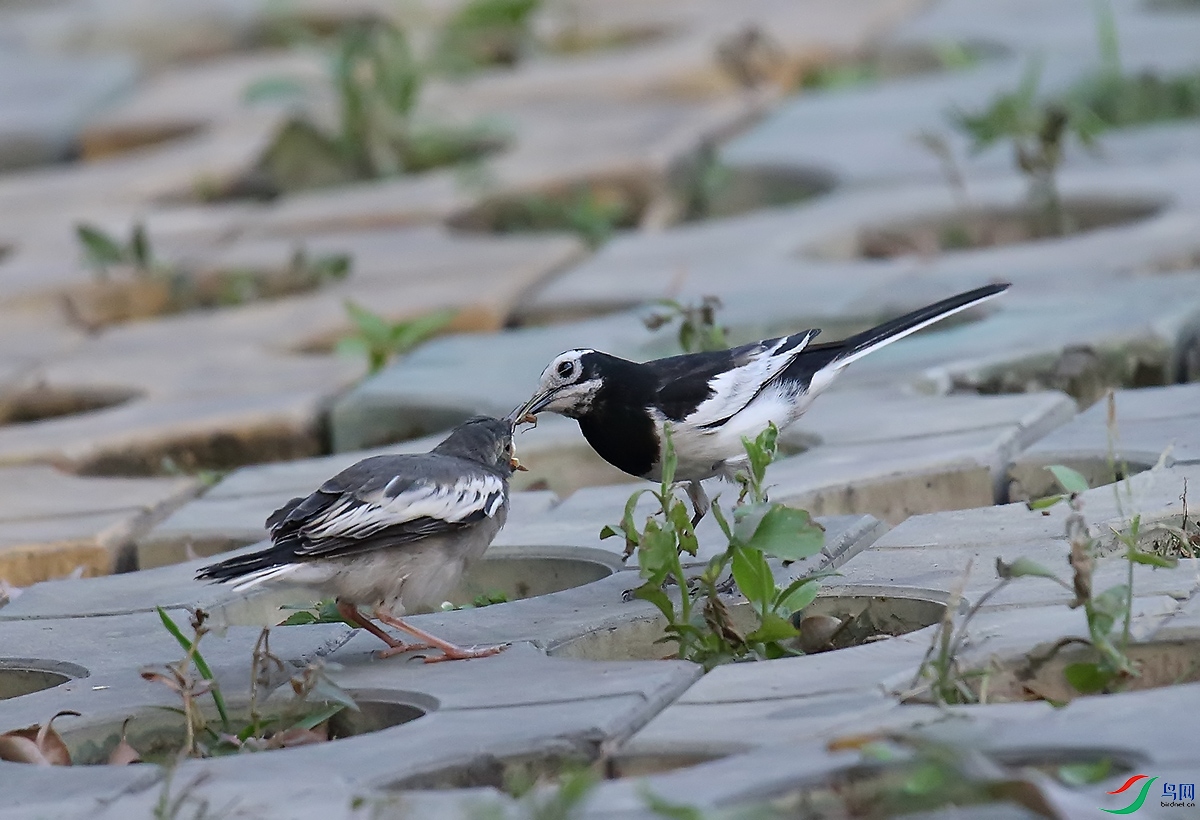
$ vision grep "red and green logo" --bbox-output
[1103,775,1158,814]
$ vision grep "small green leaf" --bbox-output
[130,223,151,269]
[731,546,773,606]
[777,577,820,614]
[1027,494,1066,511]
[334,336,371,360]
[279,611,319,626]
[291,703,345,731]
[633,584,675,623]
[745,611,799,644]
[1126,548,1178,568]
[1056,757,1113,787]
[390,308,456,354]
[732,502,769,545]
[744,506,825,561]
[709,500,733,542]
[667,500,698,556]
[903,762,948,796]
[996,556,1064,582]
[76,223,126,267]
[1047,465,1090,495]
[310,678,360,712]
[243,75,310,104]
[1063,661,1112,694]
[344,300,394,344]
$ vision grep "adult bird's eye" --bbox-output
[556,361,575,378]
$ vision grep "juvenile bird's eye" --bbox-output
[556,361,575,378]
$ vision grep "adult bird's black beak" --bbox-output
[507,390,555,426]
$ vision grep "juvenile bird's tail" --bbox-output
[195,495,306,586]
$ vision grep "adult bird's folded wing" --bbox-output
[653,330,819,426]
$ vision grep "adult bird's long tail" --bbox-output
[791,282,1010,392]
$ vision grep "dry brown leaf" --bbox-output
[107,718,141,766]
[265,725,329,750]
[0,731,49,764]
[0,710,79,765]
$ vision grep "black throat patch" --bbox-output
[573,357,659,479]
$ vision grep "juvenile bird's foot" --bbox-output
[374,610,507,663]
[420,643,509,664]
[336,601,434,658]
[374,641,436,660]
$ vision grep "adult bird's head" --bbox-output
[434,416,521,475]
[519,348,610,419]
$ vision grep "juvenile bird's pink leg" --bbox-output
[335,601,431,658]
[373,611,507,663]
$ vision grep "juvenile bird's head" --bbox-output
[435,416,519,475]
[520,349,609,419]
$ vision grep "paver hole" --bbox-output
[0,660,88,700]
[794,40,1007,91]
[447,177,649,248]
[807,199,1162,261]
[952,343,1174,408]
[63,256,350,329]
[766,747,1132,817]
[61,693,427,765]
[219,551,619,627]
[548,592,946,661]
[1009,458,1153,504]
[673,161,835,223]
[967,640,1200,705]
[383,742,719,793]
[0,386,140,426]
[79,123,206,162]
[447,552,617,607]
[543,24,669,56]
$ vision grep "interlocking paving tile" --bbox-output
[1008,383,1200,501]
[0,465,197,585]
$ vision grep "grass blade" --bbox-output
[155,607,230,729]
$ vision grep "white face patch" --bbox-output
[541,377,602,417]
[533,349,598,417]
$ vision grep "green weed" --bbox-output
[336,302,457,374]
[643,296,728,354]
[951,59,1102,237]
[602,424,826,670]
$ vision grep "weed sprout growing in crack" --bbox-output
[643,295,728,354]
[951,58,1102,238]
[602,423,826,669]
[336,302,457,373]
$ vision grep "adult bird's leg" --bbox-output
[335,601,432,658]
[686,480,711,527]
[373,610,507,663]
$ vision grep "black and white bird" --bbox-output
[196,415,522,663]
[520,283,1009,522]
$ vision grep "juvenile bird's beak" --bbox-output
[510,455,527,471]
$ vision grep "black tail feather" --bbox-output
[840,283,1009,361]
[195,541,289,583]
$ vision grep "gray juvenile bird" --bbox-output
[196,415,522,663]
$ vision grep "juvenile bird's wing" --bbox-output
[271,453,507,560]
[651,330,818,426]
